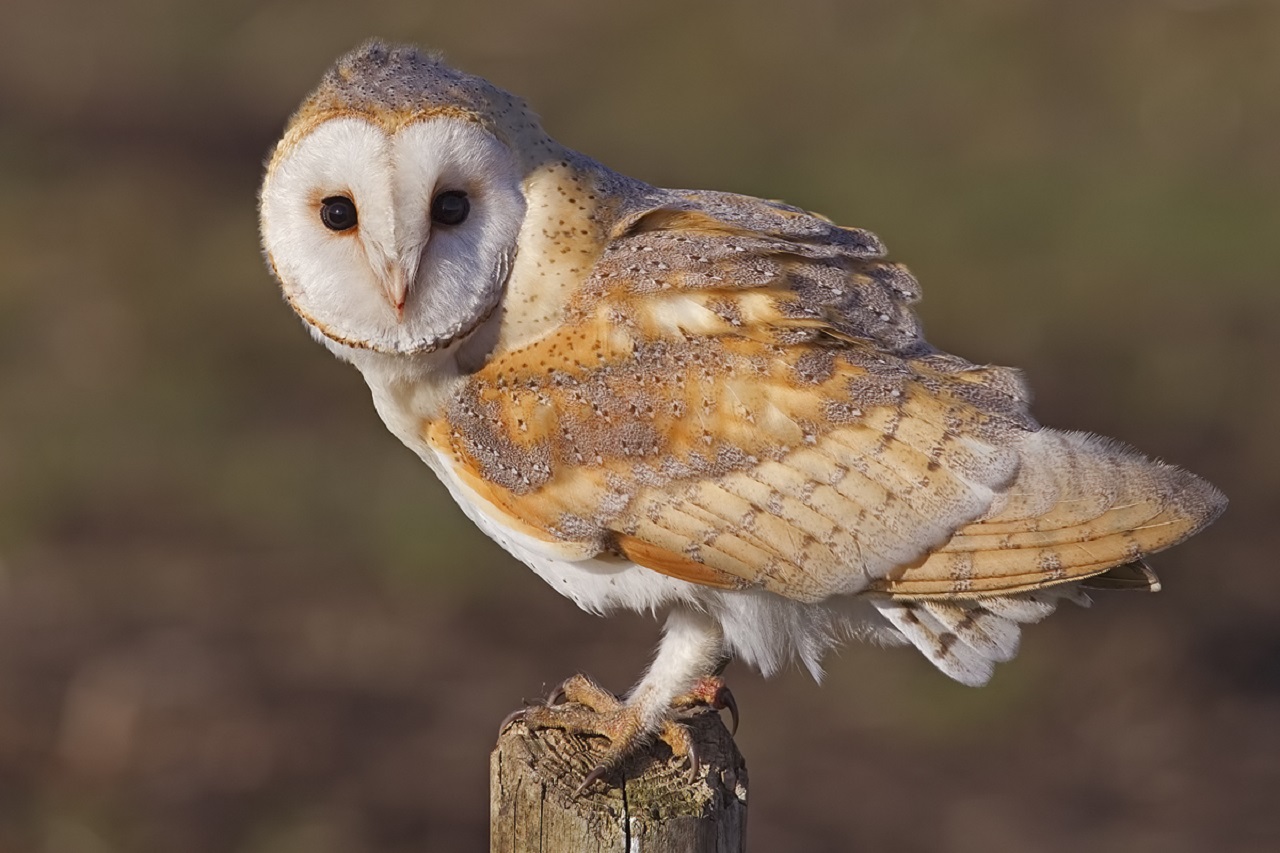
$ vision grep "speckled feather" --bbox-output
[428,182,1219,605]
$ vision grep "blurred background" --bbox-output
[1,0,1275,850]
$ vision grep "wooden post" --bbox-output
[491,712,748,852]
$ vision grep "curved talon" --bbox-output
[685,738,701,781]
[673,676,740,736]
[720,686,740,736]
[575,764,610,797]
[498,707,528,735]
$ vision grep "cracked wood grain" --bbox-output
[491,712,748,852]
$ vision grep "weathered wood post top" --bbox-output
[491,713,748,852]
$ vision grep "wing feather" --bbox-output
[870,430,1226,597]
[433,190,1224,606]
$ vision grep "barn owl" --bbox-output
[259,42,1226,789]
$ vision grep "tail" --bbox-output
[874,591,1087,686]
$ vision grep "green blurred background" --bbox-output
[1,1,1275,850]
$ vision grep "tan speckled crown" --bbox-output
[273,41,561,172]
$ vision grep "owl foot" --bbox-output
[672,675,739,736]
[503,673,705,795]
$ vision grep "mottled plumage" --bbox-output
[259,42,1226,781]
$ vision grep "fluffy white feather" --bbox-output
[260,118,525,355]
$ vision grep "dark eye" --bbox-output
[320,196,358,231]
[431,190,470,226]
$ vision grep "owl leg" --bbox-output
[506,607,729,793]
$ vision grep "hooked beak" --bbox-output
[382,266,409,321]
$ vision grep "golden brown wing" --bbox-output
[433,331,1033,603]
[430,190,1224,603]
[867,429,1225,597]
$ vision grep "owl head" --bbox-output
[259,42,559,357]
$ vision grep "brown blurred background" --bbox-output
[1,1,1275,850]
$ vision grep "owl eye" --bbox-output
[431,190,470,226]
[319,196,358,232]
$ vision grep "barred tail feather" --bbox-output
[873,589,1089,686]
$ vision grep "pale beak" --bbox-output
[382,265,410,321]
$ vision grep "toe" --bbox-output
[659,720,700,780]
[558,674,623,713]
[672,676,740,735]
